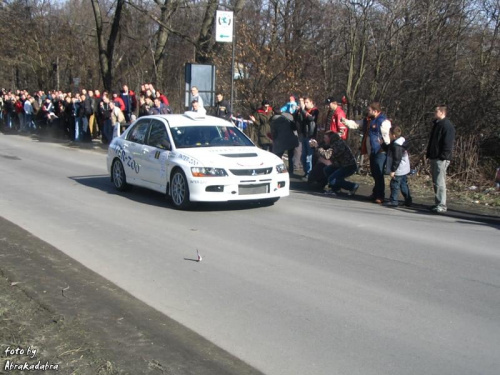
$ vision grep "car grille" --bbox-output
[230,167,273,176]
[238,183,269,195]
[221,153,258,158]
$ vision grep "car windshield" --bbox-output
[170,125,254,148]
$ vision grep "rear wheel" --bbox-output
[170,169,191,209]
[111,160,129,191]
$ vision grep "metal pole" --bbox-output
[230,16,235,115]
[56,56,60,91]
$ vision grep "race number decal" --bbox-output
[114,145,140,174]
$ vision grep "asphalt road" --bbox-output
[1,133,499,375]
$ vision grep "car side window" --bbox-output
[147,120,171,150]
[127,120,150,144]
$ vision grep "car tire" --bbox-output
[170,169,191,209]
[111,159,129,191]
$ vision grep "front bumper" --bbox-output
[186,174,290,202]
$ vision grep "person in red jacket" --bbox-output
[15,95,25,131]
[120,85,138,122]
[249,99,274,151]
[325,97,348,140]
[156,90,170,106]
[112,92,125,112]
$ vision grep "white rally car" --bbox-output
[106,112,289,209]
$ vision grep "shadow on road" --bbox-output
[69,173,500,226]
[402,204,500,230]
[69,174,279,212]
[1,128,109,152]
[289,175,500,230]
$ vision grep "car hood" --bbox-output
[172,147,282,168]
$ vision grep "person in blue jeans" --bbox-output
[295,97,319,181]
[384,126,412,207]
[366,103,392,203]
[309,131,359,197]
[426,105,456,214]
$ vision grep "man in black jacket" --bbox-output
[99,96,113,144]
[214,93,231,120]
[426,105,456,213]
[310,131,359,196]
[270,110,299,173]
[295,97,319,181]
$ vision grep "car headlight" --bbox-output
[276,163,288,173]
[191,167,228,177]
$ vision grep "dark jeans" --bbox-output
[370,152,387,199]
[323,164,357,191]
[103,119,113,145]
[390,174,412,204]
[308,162,328,187]
[301,138,313,175]
[124,111,132,123]
[260,143,272,152]
[275,148,295,173]
[68,117,76,141]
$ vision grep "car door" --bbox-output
[141,119,172,189]
[125,118,151,185]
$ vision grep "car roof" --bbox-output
[139,113,232,127]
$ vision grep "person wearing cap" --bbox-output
[250,99,274,151]
[325,97,348,140]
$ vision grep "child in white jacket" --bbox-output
[385,126,412,207]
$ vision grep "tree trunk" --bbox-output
[195,0,218,63]
[90,0,125,91]
[153,1,170,85]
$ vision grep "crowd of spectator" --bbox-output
[0,83,171,144]
[248,95,455,212]
[0,85,455,212]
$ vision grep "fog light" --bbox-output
[206,185,224,192]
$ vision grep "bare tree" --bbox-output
[90,0,126,91]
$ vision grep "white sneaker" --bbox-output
[324,190,337,196]
[432,206,447,214]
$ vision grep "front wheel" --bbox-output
[111,160,129,191]
[170,170,191,209]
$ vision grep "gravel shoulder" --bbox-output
[0,216,263,375]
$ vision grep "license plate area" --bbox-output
[238,183,270,195]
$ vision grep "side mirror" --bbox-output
[158,140,171,151]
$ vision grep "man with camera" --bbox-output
[309,131,359,196]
